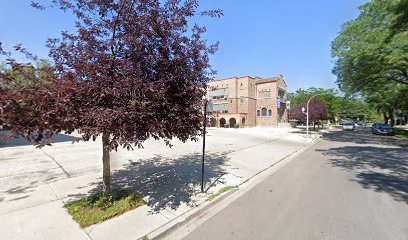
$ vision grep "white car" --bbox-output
[342,122,355,131]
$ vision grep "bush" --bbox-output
[224,124,229,128]
[234,124,239,128]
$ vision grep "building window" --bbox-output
[257,110,260,117]
[261,108,267,116]
[268,109,272,117]
[278,89,286,100]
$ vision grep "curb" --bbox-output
[144,136,322,240]
[147,188,239,240]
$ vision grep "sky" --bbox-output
[0,0,368,92]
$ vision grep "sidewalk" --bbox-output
[0,128,315,240]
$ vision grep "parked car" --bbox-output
[342,122,355,131]
[356,121,367,126]
[372,123,394,135]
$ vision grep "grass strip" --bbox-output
[394,128,408,140]
[208,186,237,201]
[65,189,145,228]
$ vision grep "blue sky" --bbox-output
[0,0,368,92]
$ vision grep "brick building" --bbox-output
[207,75,288,128]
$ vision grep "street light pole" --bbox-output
[306,93,329,138]
[306,96,317,138]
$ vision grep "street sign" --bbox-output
[277,98,281,109]
[287,101,291,110]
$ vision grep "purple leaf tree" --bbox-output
[290,97,328,122]
[0,0,221,200]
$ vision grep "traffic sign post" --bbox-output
[201,99,213,193]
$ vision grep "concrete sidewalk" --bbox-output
[0,128,315,240]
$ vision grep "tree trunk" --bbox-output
[389,110,395,127]
[383,112,389,125]
[102,132,111,202]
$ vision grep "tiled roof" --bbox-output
[255,77,280,85]
[209,76,283,84]
[210,76,255,82]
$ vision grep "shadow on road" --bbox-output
[319,128,408,203]
[68,152,230,213]
[0,130,77,148]
[323,126,408,147]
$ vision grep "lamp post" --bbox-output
[305,93,328,138]
[306,96,316,137]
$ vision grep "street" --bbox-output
[179,127,408,240]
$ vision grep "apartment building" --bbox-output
[207,75,288,128]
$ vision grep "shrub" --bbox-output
[234,124,239,128]
[224,124,229,128]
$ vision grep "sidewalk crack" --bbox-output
[47,183,59,200]
[41,149,71,178]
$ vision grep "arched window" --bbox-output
[268,109,272,117]
[257,110,260,117]
[229,118,236,127]
[219,118,226,127]
[261,108,267,117]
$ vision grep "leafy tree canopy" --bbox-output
[288,87,377,121]
[290,97,328,122]
[332,0,408,91]
[0,0,221,199]
[331,0,408,124]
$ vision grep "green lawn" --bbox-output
[65,189,145,228]
[394,128,408,140]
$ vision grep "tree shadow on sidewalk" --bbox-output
[69,152,230,214]
[317,145,408,203]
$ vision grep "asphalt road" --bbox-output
[181,127,408,240]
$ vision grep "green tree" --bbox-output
[288,87,376,122]
[389,0,408,36]
[331,0,408,125]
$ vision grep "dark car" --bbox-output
[372,123,394,135]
